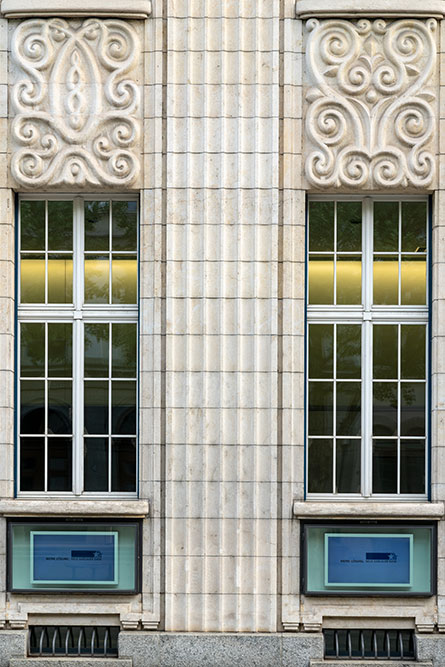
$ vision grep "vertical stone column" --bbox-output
[165,0,280,631]
[0,15,13,503]
[280,3,305,631]
[140,0,165,631]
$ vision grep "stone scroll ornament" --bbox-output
[11,18,141,188]
[305,18,437,189]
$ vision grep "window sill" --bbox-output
[295,0,444,18]
[0,499,149,517]
[293,501,444,519]
[1,0,152,18]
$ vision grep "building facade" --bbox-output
[0,0,445,665]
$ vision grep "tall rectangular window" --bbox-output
[307,197,428,498]
[18,196,138,496]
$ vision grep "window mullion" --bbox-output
[72,198,84,495]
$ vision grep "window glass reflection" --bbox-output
[309,256,334,304]
[373,440,397,493]
[309,324,333,379]
[309,201,334,252]
[308,439,332,493]
[309,381,333,435]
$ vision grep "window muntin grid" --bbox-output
[306,197,428,499]
[17,195,138,497]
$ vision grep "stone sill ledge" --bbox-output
[295,0,445,18]
[0,499,149,517]
[293,501,444,519]
[0,0,152,18]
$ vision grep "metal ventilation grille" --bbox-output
[28,626,119,657]
[323,629,416,660]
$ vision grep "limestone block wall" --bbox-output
[0,0,444,643]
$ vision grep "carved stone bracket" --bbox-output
[10,18,142,189]
[304,18,437,190]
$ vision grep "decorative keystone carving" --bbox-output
[10,18,142,189]
[304,18,437,189]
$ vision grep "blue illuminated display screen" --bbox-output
[325,533,412,587]
[31,531,118,585]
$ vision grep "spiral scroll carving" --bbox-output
[304,18,437,189]
[10,18,142,188]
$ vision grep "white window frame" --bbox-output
[17,193,139,499]
[306,194,429,502]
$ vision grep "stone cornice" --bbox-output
[296,0,445,19]
[1,0,152,19]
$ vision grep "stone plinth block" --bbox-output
[119,632,324,667]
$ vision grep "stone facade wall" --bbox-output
[0,0,445,664]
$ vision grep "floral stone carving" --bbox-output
[10,18,142,188]
[304,18,437,189]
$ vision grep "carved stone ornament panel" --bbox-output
[10,18,142,189]
[304,18,437,190]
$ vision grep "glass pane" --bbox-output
[401,201,427,252]
[84,380,108,434]
[84,437,108,492]
[308,381,333,435]
[112,201,137,251]
[48,323,72,377]
[112,323,137,378]
[84,323,109,378]
[373,256,398,304]
[308,438,332,493]
[337,324,361,379]
[112,438,136,492]
[48,254,73,303]
[400,439,425,493]
[112,381,136,435]
[401,382,425,436]
[309,201,334,252]
[336,439,361,493]
[308,255,334,304]
[21,255,45,303]
[84,255,109,304]
[373,325,398,379]
[20,200,45,250]
[337,201,362,251]
[20,437,44,491]
[308,324,333,379]
[401,325,426,379]
[48,201,73,250]
[373,382,397,436]
[374,201,399,252]
[401,256,426,305]
[336,382,361,436]
[20,380,45,434]
[48,437,72,492]
[112,255,137,304]
[373,440,397,493]
[20,322,45,377]
[48,380,72,434]
[85,201,110,251]
[336,256,361,304]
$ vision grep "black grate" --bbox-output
[28,625,119,657]
[323,629,415,660]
